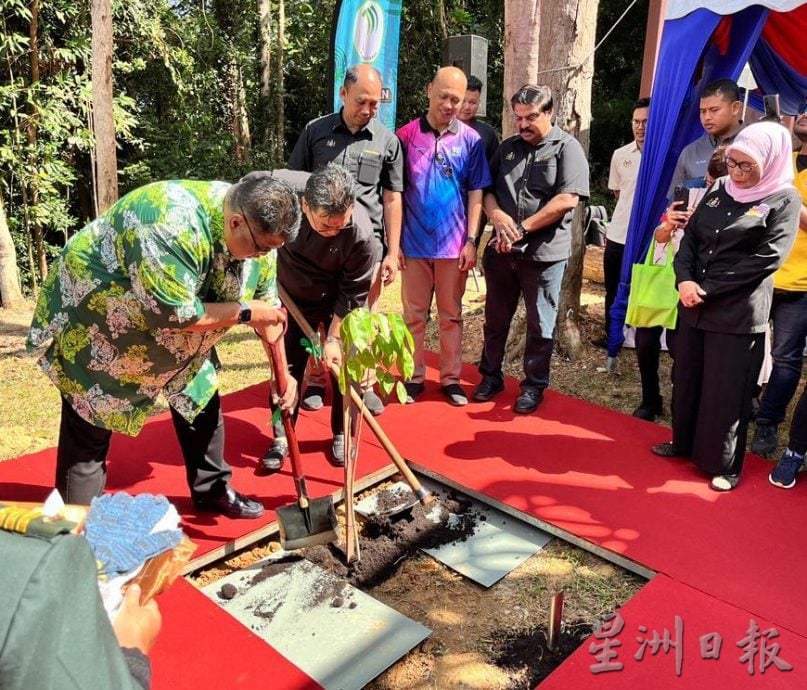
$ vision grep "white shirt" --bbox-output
[607,141,642,244]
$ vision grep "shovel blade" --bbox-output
[277,497,338,551]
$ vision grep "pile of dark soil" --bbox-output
[305,490,479,588]
[494,621,594,688]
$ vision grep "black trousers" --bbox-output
[634,326,677,405]
[271,310,352,439]
[671,320,764,476]
[603,240,625,336]
[56,393,232,505]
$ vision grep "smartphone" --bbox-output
[673,185,689,208]
[763,94,781,121]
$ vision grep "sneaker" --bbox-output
[403,381,425,404]
[632,397,663,422]
[750,421,778,457]
[769,449,805,489]
[472,377,505,402]
[441,383,468,407]
[330,433,346,467]
[260,438,288,473]
[710,474,740,492]
[362,389,385,416]
[301,385,326,411]
[514,389,544,414]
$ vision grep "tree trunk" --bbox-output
[502,0,540,138]
[259,0,273,149]
[28,0,46,281]
[0,192,24,308]
[229,59,253,165]
[437,0,449,42]
[538,0,599,361]
[91,0,118,213]
[275,0,286,162]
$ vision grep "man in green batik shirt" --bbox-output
[27,176,301,519]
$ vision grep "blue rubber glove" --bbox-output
[84,493,182,576]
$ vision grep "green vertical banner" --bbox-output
[330,0,402,130]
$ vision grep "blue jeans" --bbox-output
[757,290,807,425]
[479,252,567,392]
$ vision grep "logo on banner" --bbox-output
[380,87,392,103]
[353,1,384,62]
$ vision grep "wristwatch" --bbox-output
[516,222,528,238]
[237,300,252,324]
[465,236,478,245]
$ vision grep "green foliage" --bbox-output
[589,0,648,204]
[336,308,414,405]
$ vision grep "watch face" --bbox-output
[239,307,252,324]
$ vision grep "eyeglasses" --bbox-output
[725,157,758,173]
[435,151,453,178]
[632,119,648,128]
[240,205,279,255]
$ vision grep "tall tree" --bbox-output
[0,191,24,308]
[259,0,273,149]
[275,0,286,161]
[537,0,599,360]
[502,0,540,138]
[91,0,118,213]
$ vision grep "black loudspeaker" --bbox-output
[442,34,489,117]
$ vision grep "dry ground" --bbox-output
[1,247,796,688]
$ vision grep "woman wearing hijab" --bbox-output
[652,121,800,491]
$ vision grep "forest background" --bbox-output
[0,0,647,297]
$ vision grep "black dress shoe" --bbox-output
[632,398,663,422]
[193,486,265,519]
[514,389,544,414]
[260,439,288,473]
[651,442,686,458]
[472,377,505,402]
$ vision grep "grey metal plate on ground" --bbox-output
[201,554,431,690]
[420,477,552,587]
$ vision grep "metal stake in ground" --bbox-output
[547,591,565,651]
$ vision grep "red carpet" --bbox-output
[4,352,807,688]
[540,574,806,689]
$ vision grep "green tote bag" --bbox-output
[625,240,679,330]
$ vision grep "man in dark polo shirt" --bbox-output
[459,75,499,163]
[473,84,589,413]
[289,64,404,417]
[250,164,380,469]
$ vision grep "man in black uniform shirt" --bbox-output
[289,64,404,417]
[245,164,380,469]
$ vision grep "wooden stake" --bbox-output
[548,591,564,651]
